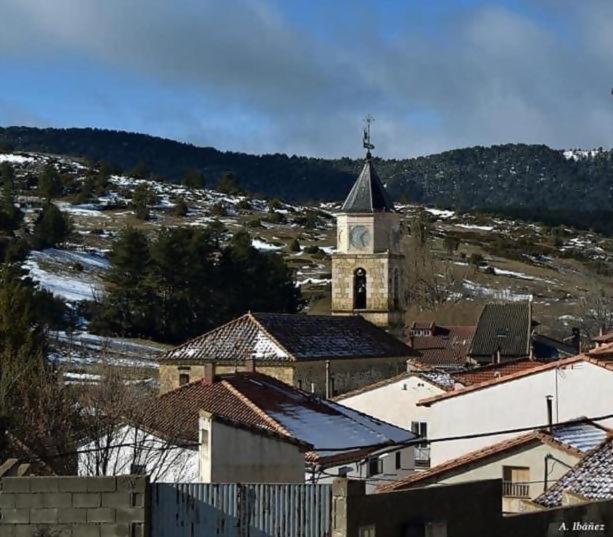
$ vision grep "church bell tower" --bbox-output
[331,117,405,327]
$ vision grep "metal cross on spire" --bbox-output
[363,114,375,157]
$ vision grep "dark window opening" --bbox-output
[179,372,190,386]
[354,268,367,310]
[393,269,400,310]
[367,457,382,477]
[395,451,401,469]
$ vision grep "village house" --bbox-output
[419,354,613,466]
[377,419,609,514]
[157,311,414,396]
[80,369,416,491]
[406,322,476,370]
[336,357,541,468]
[407,303,578,369]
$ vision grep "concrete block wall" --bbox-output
[0,476,149,537]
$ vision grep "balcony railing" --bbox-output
[503,481,530,498]
[414,447,431,468]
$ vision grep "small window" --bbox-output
[395,451,401,470]
[359,525,376,537]
[130,463,146,475]
[367,457,382,477]
[179,372,190,386]
[411,421,428,448]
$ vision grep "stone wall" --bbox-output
[0,475,149,537]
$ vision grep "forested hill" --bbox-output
[1,127,612,224]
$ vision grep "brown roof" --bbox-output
[593,332,613,344]
[160,312,414,364]
[418,355,613,407]
[408,325,476,368]
[451,358,541,386]
[587,342,613,356]
[146,372,414,465]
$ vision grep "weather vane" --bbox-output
[363,114,375,157]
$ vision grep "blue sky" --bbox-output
[1,0,612,158]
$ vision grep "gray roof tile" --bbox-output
[340,157,395,213]
[469,303,531,358]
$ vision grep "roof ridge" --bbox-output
[159,313,252,361]
[220,378,292,437]
[418,354,611,406]
[248,312,297,361]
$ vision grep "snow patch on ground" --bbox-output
[456,223,494,232]
[425,207,455,219]
[252,238,282,251]
[0,154,35,164]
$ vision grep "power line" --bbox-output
[42,412,613,460]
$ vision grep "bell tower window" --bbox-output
[354,268,367,310]
[393,269,400,310]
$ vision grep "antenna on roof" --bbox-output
[363,114,375,158]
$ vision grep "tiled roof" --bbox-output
[377,432,542,492]
[409,325,476,368]
[451,358,541,386]
[340,156,395,213]
[587,342,613,356]
[469,303,531,358]
[378,420,607,493]
[160,312,413,364]
[418,355,613,407]
[593,332,613,344]
[147,372,415,465]
[535,438,613,507]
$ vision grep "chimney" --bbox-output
[546,395,553,433]
[571,328,581,353]
[245,358,256,373]
[325,360,331,398]
[203,362,215,385]
[495,346,501,364]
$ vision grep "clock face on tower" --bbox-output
[349,225,371,249]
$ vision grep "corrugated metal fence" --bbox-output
[151,483,332,537]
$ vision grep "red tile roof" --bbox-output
[418,355,613,407]
[451,358,541,386]
[407,325,476,368]
[147,372,414,465]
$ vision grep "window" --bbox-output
[178,366,191,386]
[367,457,382,477]
[130,464,146,475]
[411,421,428,448]
[502,466,530,498]
[353,268,367,309]
[359,525,376,537]
[395,451,401,470]
[179,372,190,386]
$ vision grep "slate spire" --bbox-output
[340,117,395,213]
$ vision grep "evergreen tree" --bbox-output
[216,172,242,195]
[289,238,301,252]
[183,169,206,189]
[0,265,48,415]
[92,228,153,337]
[170,198,188,217]
[0,163,23,232]
[37,165,63,199]
[31,204,73,249]
[129,160,150,179]
[131,183,155,220]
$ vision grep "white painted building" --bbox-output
[419,356,613,466]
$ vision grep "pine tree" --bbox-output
[92,227,153,337]
[0,265,48,415]
[183,169,206,189]
[38,165,63,199]
[0,163,23,232]
[129,160,150,179]
[216,172,242,195]
[170,198,188,217]
[131,183,155,220]
[31,204,73,249]
[289,238,301,252]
